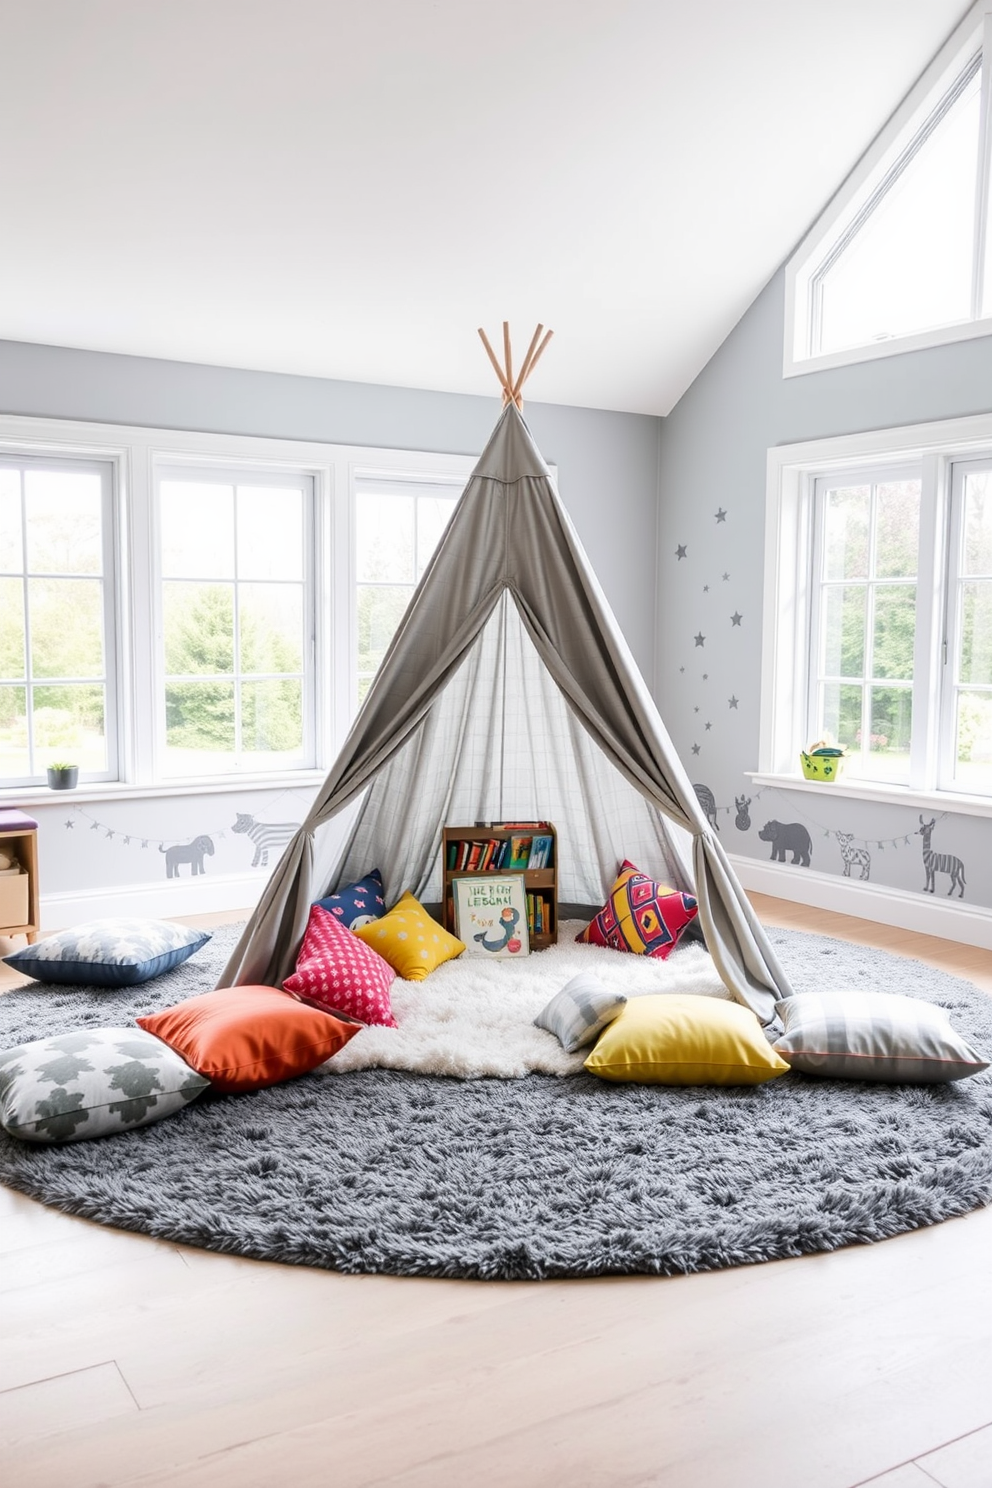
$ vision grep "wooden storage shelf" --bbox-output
[0,808,40,943]
[442,822,558,950]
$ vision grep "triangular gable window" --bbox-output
[786,4,992,374]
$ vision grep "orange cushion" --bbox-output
[137,985,360,1093]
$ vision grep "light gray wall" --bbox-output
[656,268,992,910]
[0,338,661,920]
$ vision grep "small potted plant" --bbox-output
[47,762,79,790]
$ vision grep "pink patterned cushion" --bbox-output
[283,903,397,1027]
[577,859,697,960]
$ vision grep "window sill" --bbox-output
[0,771,326,809]
[747,772,992,820]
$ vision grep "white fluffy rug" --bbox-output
[321,920,729,1079]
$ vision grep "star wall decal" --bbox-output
[694,705,700,713]
[679,666,685,673]
[728,695,739,709]
[694,632,705,647]
[90,822,98,831]
[64,819,74,829]
[676,544,687,560]
[722,572,730,581]
[731,612,742,626]
[715,508,727,522]
[703,584,709,593]
[702,673,708,680]
[704,722,712,731]
[691,743,701,755]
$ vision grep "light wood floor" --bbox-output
[1,896,991,1488]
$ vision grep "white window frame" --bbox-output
[0,413,476,803]
[152,459,318,781]
[352,465,467,705]
[0,451,121,787]
[757,410,992,819]
[806,462,926,787]
[784,3,992,379]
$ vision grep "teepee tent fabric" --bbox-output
[218,405,792,1026]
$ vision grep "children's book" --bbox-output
[454,874,530,958]
[527,833,553,869]
[507,834,532,870]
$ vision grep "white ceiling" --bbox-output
[0,0,972,415]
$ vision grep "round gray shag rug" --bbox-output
[1,924,991,1280]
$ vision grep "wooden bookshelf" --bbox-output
[0,808,40,944]
[442,822,558,950]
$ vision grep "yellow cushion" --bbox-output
[354,892,465,981]
[584,994,789,1086]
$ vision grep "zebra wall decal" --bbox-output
[232,813,301,868]
[835,831,871,881]
[916,815,966,898]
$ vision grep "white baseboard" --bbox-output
[40,872,264,929]
[728,852,992,951]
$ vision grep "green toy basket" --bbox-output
[800,745,846,782]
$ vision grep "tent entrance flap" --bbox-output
[217,402,792,1028]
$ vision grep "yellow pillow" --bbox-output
[354,892,465,981]
[584,994,789,1086]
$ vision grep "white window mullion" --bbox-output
[910,454,945,789]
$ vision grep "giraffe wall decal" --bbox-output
[916,816,966,897]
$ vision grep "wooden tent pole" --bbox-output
[478,328,511,399]
[511,323,544,400]
[520,328,554,389]
[502,322,514,399]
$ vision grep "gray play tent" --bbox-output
[218,379,792,1028]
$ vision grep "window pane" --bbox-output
[959,581,992,684]
[962,471,992,574]
[954,690,992,790]
[864,687,912,781]
[0,577,25,679]
[875,480,920,577]
[416,495,456,577]
[0,685,28,777]
[824,487,870,579]
[32,682,107,771]
[164,681,236,758]
[239,583,304,674]
[357,584,412,679]
[818,69,980,353]
[237,487,303,580]
[357,495,415,582]
[163,582,234,676]
[29,578,105,679]
[241,678,303,755]
[0,470,21,571]
[160,482,235,579]
[820,681,862,750]
[823,585,865,675]
[873,585,916,679]
[25,470,103,575]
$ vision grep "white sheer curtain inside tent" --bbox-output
[330,595,693,909]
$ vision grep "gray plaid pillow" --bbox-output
[773,991,989,1083]
[0,1027,210,1142]
[535,972,627,1053]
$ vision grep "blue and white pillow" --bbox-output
[314,869,386,931]
[0,1026,210,1143]
[2,918,211,987]
[534,972,627,1053]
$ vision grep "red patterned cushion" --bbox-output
[283,903,397,1026]
[577,860,697,960]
